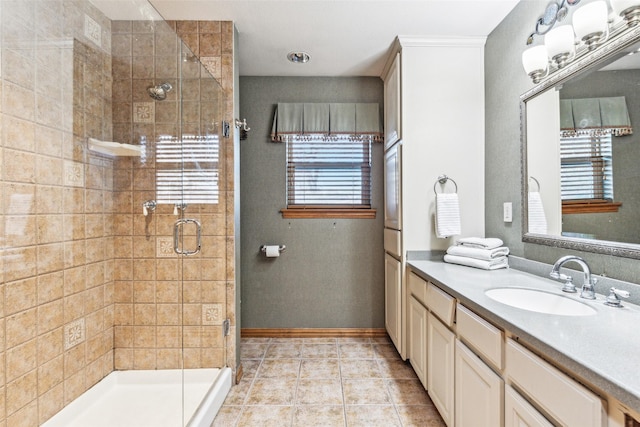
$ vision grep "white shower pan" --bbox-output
[42,368,232,427]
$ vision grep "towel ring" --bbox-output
[433,174,458,195]
[529,176,541,192]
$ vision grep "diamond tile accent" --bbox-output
[203,303,223,325]
[64,318,86,350]
[134,102,155,123]
[84,15,102,47]
[156,237,175,257]
[200,57,222,81]
[64,161,85,187]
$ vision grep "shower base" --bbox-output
[42,368,232,427]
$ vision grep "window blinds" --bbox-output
[560,133,613,201]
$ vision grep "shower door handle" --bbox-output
[173,218,202,256]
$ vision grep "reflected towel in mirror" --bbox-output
[528,191,548,234]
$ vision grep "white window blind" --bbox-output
[560,133,613,201]
[156,135,219,204]
[286,135,372,207]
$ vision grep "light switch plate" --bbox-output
[503,202,513,222]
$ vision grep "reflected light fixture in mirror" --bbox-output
[611,0,640,26]
[573,0,609,49]
[522,45,549,83]
[545,25,576,68]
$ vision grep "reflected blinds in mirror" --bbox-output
[560,133,613,201]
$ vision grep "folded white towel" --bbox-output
[446,245,509,261]
[528,192,548,234]
[444,254,509,270]
[456,237,504,250]
[435,193,461,238]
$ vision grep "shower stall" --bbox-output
[0,0,236,425]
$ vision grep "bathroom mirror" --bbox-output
[521,23,640,259]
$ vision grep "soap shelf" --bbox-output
[88,138,143,157]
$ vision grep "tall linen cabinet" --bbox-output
[382,37,486,359]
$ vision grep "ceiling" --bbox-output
[91,0,521,77]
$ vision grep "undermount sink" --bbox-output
[485,287,597,316]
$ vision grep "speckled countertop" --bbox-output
[407,259,640,413]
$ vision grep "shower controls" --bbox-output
[142,200,157,216]
[173,202,187,215]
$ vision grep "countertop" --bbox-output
[407,259,640,413]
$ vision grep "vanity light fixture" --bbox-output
[287,51,310,63]
[522,0,640,83]
[611,0,640,26]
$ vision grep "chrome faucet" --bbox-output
[550,255,597,299]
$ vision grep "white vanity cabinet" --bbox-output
[408,272,428,387]
[385,253,402,352]
[505,385,554,427]
[383,52,401,150]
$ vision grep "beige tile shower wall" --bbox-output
[0,1,115,425]
[111,20,235,372]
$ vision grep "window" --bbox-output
[155,135,219,205]
[282,135,375,218]
[560,133,621,213]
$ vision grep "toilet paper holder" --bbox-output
[260,245,286,254]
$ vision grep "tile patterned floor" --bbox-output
[212,337,446,426]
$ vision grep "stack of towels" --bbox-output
[444,237,509,270]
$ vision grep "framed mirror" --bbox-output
[521,21,640,259]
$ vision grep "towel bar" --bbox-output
[434,174,458,194]
[529,176,541,192]
[260,245,286,254]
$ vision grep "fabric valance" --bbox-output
[270,102,383,142]
[560,96,632,137]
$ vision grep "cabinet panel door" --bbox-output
[385,253,402,352]
[427,312,455,427]
[455,340,503,427]
[505,385,553,427]
[384,52,401,150]
[409,296,427,388]
[384,142,401,230]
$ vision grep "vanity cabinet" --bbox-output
[504,385,553,427]
[408,272,428,387]
[455,339,503,427]
[427,311,455,427]
[385,253,402,352]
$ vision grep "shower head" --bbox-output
[147,82,173,101]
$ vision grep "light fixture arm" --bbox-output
[526,0,582,45]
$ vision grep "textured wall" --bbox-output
[485,1,640,284]
[239,77,385,328]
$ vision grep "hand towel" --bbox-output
[435,193,461,238]
[446,245,510,261]
[456,237,503,250]
[528,191,548,234]
[444,254,509,270]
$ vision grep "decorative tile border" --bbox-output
[133,102,155,124]
[64,160,85,187]
[84,15,102,48]
[156,237,175,257]
[64,318,86,350]
[203,303,223,325]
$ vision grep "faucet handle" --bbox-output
[605,287,630,307]
[560,275,577,293]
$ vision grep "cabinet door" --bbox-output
[408,296,427,388]
[385,253,402,352]
[455,340,503,427]
[384,52,401,150]
[505,385,553,427]
[427,312,455,427]
[384,142,401,230]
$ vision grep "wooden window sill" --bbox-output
[562,200,622,214]
[280,208,377,219]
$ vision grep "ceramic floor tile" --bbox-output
[386,378,433,405]
[211,405,242,426]
[236,405,293,427]
[292,405,345,427]
[264,343,303,358]
[342,378,392,405]
[240,343,269,359]
[395,405,446,427]
[256,358,301,378]
[338,343,374,359]
[376,358,418,379]
[295,379,343,405]
[302,337,337,344]
[245,378,297,405]
[301,343,338,358]
[345,405,402,427]
[339,359,382,379]
[222,379,252,405]
[373,343,401,359]
[299,359,341,379]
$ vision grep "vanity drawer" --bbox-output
[426,283,456,327]
[408,272,427,306]
[506,340,606,427]
[384,228,401,258]
[456,304,503,371]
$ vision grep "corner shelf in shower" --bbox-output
[88,138,143,157]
